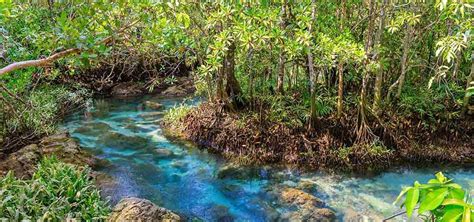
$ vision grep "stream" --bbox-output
[61,95,474,221]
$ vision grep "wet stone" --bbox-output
[154,148,175,158]
[74,122,113,136]
[143,101,164,110]
[108,197,181,222]
[217,163,263,180]
[97,132,151,150]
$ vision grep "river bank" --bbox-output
[163,101,473,173]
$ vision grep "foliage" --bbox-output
[0,157,110,221]
[1,85,89,140]
[1,0,473,147]
[395,172,473,221]
[163,103,192,128]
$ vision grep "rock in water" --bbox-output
[278,188,336,222]
[144,101,164,110]
[280,188,324,208]
[216,163,262,180]
[108,197,181,222]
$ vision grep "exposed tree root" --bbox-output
[169,102,474,172]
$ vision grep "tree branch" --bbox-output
[0,19,139,76]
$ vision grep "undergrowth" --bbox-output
[0,85,90,146]
[0,157,110,221]
[162,103,193,134]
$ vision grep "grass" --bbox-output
[0,157,110,221]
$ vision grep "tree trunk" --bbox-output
[308,0,317,129]
[225,42,242,107]
[372,0,387,113]
[396,24,412,98]
[357,0,375,142]
[337,62,344,118]
[277,1,287,94]
[387,23,412,102]
[461,52,474,116]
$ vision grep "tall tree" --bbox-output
[307,0,318,129]
[276,0,288,94]
[372,0,388,113]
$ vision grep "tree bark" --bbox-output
[386,23,412,102]
[461,51,474,116]
[225,42,242,107]
[372,0,387,113]
[357,0,375,142]
[337,62,344,118]
[396,24,412,98]
[337,0,346,119]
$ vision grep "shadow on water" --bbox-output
[61,95,474,221]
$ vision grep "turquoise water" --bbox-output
[61,95,474,221]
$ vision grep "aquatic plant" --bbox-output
[394,172,473,221]
[0,157,110,221]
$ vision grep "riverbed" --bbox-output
[61,95,474,221]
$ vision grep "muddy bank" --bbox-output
[169,102,473,172]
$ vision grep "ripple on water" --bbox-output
[61,96,474,221]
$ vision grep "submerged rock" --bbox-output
[216,163,265,180]
[98,132,151,150]
[284,207,336,222]
[108,197,181,222]
[273,188,336,222]
[74,122,113,136]
[144,101,164,110]
[154,148,175,158]
[111,82,143,97]
[280,188,324,208]
[139,112,166,120]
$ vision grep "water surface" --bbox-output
[61,95,474,221]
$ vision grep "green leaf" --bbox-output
[462,206,471,222]
[449,188,466,200]
[436,172,447,183]
[419,188,449,214]
[443,199,469,208]
[441,206,463,222]
[405,187,420,218]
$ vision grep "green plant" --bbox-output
[0,157,110,221]
[394,172,473,221]
[1,85,88,139]
[163,103,192,127]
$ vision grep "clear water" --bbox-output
[61,95,474,221]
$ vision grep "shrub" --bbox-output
[162,103,193,132]
[0,85,90,140]
[394,172,473,221]
[0,157,110,221]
